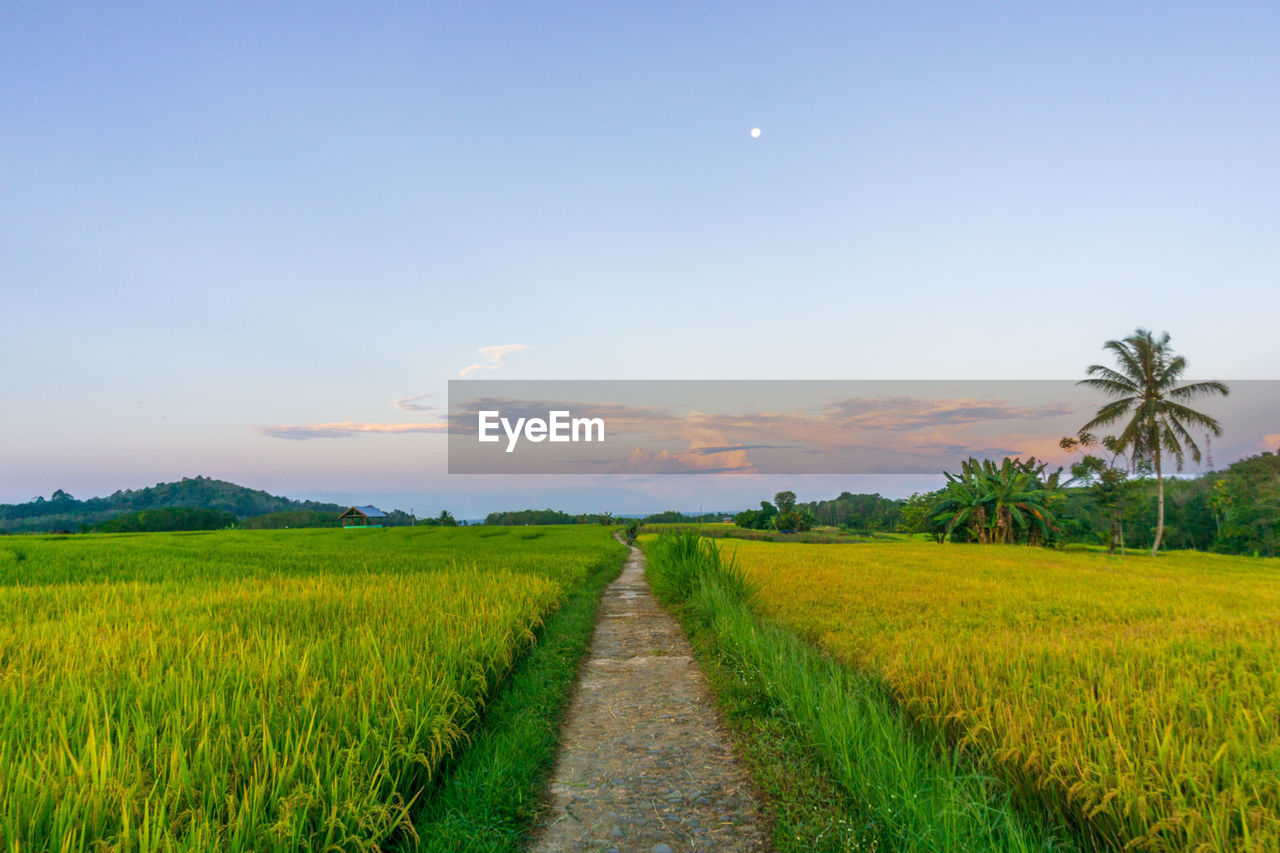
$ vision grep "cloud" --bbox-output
[608,447,758,475]
[815,396,1077,431]
[1262,433,1280,450]
[459,344,531,378]
[446,387,1090,473]
[254,422,449,440]
[447,395,1076,444]
[391,393,435,413]
[448,397,678,434]
[687,444,789,456]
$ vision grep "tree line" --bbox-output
[483,509,614,526]
[1,476,347,533]
[737,329,1277,556]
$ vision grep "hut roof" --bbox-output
[340,505,388,519]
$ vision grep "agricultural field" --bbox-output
[637,522,737,533]
[728,540,1280,852]
[0,526,624,852]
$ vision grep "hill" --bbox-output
[0,476,346,533]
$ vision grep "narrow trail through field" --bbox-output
[531,540,766,853]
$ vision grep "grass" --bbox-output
[406,537,626,851]
[642,531,1080,853]
[0,525,624,852]
[671,577,879,852]
[0,525,613,587]
[640,523,926,545]
[728,539,1280,852]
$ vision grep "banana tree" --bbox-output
[932,458,990,543]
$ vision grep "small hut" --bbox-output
[338,505,388,528]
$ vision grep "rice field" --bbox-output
[0,526,623,852]
[728,540,1280,852]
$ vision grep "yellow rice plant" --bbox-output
[0,563,560,851]
[729,541,1280,852]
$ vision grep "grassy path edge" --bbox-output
[642,531,1084,853]
[405,538,628,852]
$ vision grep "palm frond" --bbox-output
[1158,354,1188,388]
[1159,421,1187,471]
[1080,397,1138,432]
[1079,366,1140,394]
[1160,400,1224,436]
[1163,413,1202,466]
[1100,338,1141,376]
[1167,380,1230,401]
[1113,412,1149,463]
[1103,338,1144,382]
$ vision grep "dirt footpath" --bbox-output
[531,541,766,853]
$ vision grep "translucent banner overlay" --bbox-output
[447,380,1278,475]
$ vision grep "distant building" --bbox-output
[338,505,388,528]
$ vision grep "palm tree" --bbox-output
[1078,329,1228,555]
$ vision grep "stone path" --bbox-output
[531,540,766,853]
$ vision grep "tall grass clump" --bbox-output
[645,529,758,604]
[643,531,1078,853]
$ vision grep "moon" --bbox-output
[750,128,761,138]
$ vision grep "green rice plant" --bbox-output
[0,525,623,851]
[409,538,626,851]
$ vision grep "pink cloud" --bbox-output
[254,422,448,440]
[609,447,758,475]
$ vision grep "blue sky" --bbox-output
[2,2,1278,515]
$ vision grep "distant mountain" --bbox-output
[0,476,347,533]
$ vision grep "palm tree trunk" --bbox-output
[1151,451,1164,555]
